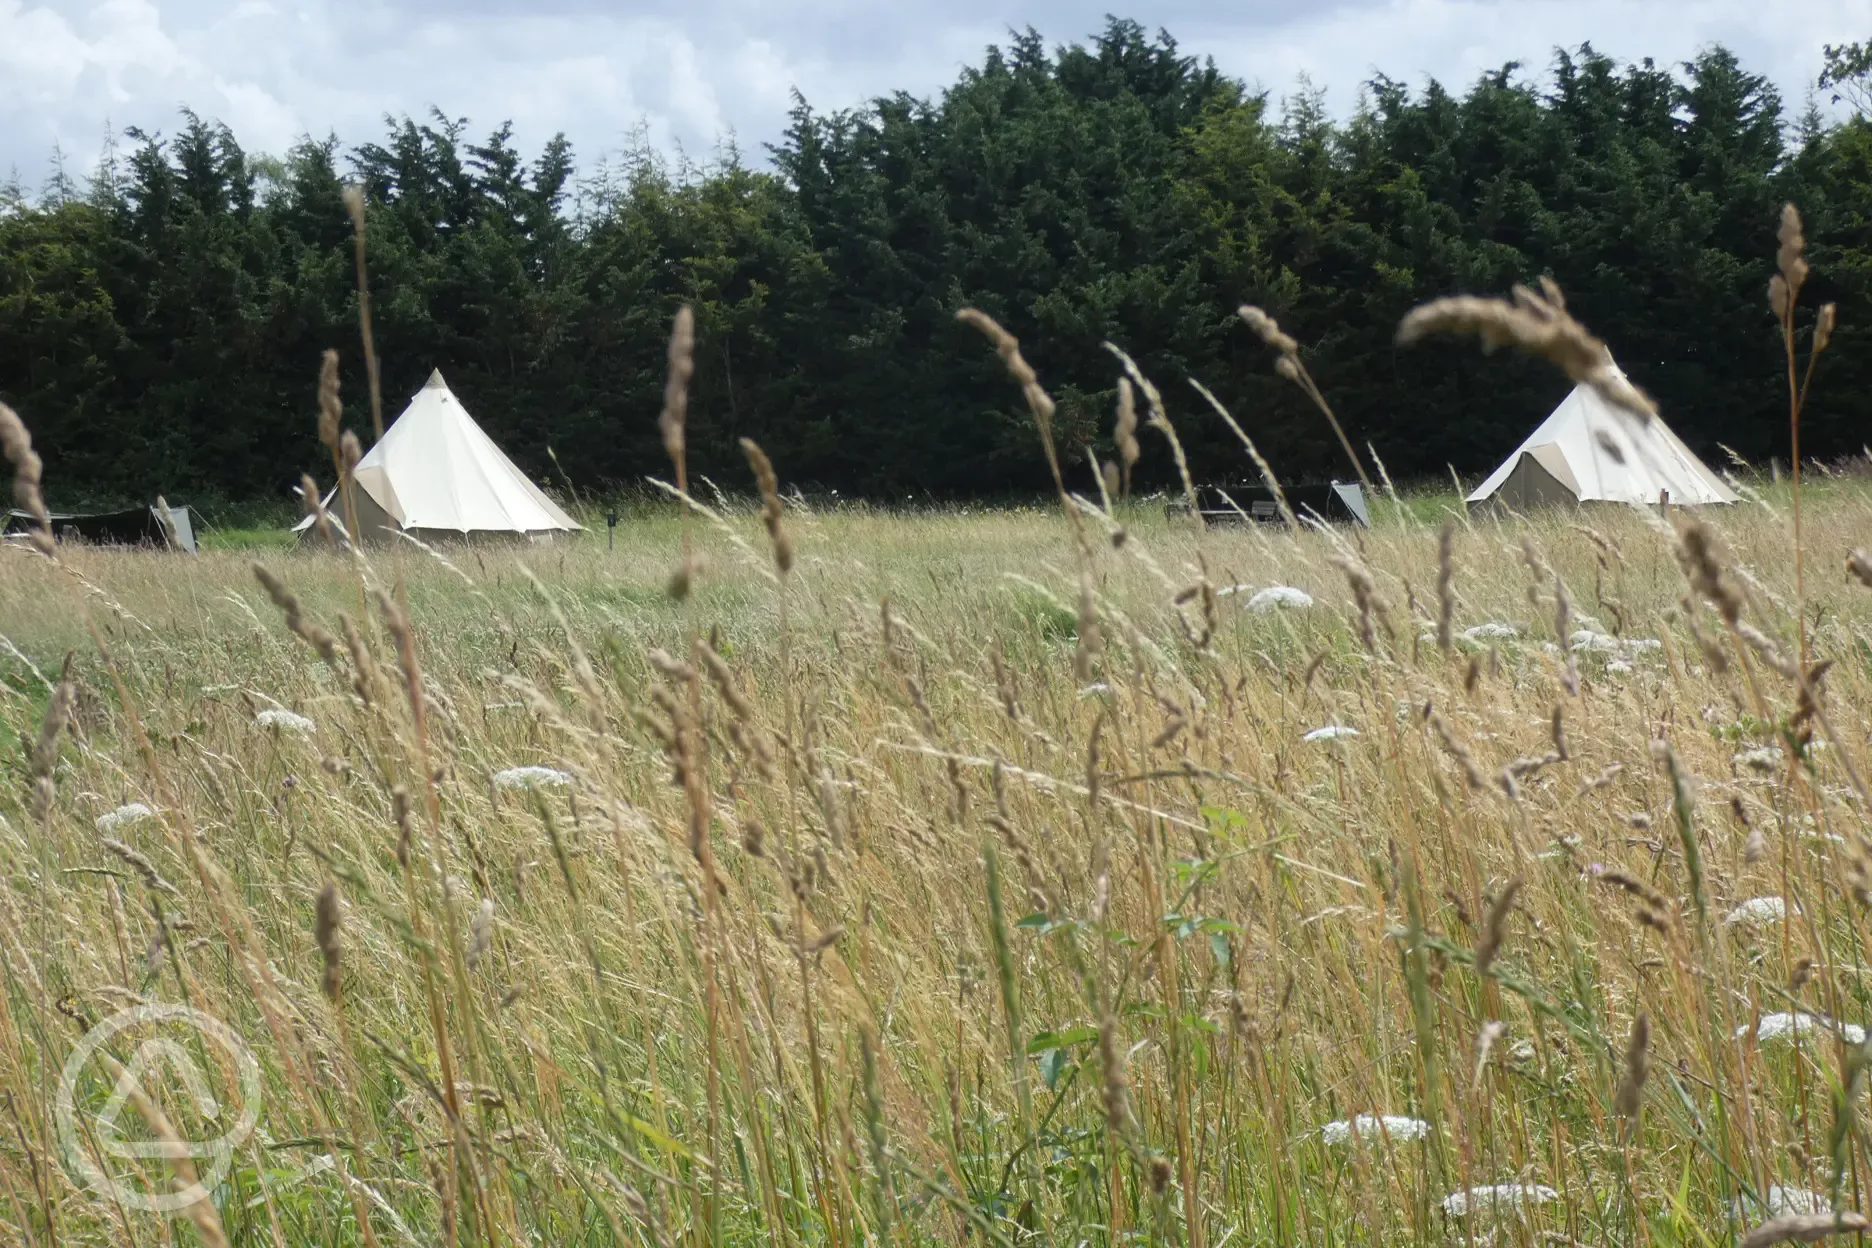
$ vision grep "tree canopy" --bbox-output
[2,20,1867,507]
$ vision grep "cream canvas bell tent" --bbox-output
[1467,372,1737,510]
[296,369,581,544]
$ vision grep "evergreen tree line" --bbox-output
[3,20,1868,508]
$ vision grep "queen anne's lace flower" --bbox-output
[1440,1185,1560,1218]
[1459,621,1521,643]
[493,766,573,790]
[255,708,315,734]
[1245,586,1314,613]
[1724,897,1792,926]
[1734,746,1783,773]
[1735,1187,1833,1219]
[1739,1011,1866,1045]
[1570,631,1663,659]
[95,803,155,833]
[1319,1114,1430,1145]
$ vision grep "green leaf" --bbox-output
[1025,1025,1099,1054]
[1036,1047,1075,1091]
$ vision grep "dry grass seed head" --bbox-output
[314,882,341,1001]
[1424,701,1489,792]
[254,564,340,666]
[1237,305,1298,355]
[30,659,76,818]
[1473,876,1522,975]
[317,349,342,453]
[467,897,495,970]
[1,401,54,555]
[1553,572,1579,696]
[660,306,695,464]
[392,784,414,868]
[1614,1012,1650,1118]
[101,837,179,896]
[1113,377,1140,495]
[1105,342,1200,523]
[1773,203,1809,318]
[1076,574,1103,679]
[1740,1212,1868,1248]
[1397,276,1657,424]
[298,472,336,544]
[1332,554,1384,653]
[740,438,793,574]
[1676,519,1743,627]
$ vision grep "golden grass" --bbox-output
[6,469,1872,1246]
[5,193,1868,1243]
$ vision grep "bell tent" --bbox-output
[296,369,581,544]
[1467,372,1737,510]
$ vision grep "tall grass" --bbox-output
[5,220,1872,1248]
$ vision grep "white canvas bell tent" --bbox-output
[295,369,581,544]
[1467,369,1738,510]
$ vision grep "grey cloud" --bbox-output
[0,0,1861,191]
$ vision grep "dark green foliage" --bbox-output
[2,21,1869,506]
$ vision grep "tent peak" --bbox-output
[423,368,448,391]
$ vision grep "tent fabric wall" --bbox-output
[295,369,581,545]
[1490,451,1582,511]
[1468,368,1738,508]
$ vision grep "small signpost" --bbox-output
[606,509,619,551]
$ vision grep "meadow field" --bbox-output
[6,441,1872,1248]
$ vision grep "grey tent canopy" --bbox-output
[4,503,197,552]
[1173,482,1371,527]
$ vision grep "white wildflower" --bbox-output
[1440,1184,1560,1219]
[1740,1012,1866,1045]
[1569,631,1661,662]
[255,708,315,734]
[1735,1187,1835,1220]
[1606,660,1633,674]
[1303,725,1359,742]
[1725,897,1793,926]
[95,803,155,833]
[1245,586,1314,613]
[1458,621,1521,644]
[1320,1114,1431,1144]
[492,766,573,790]
[1735,746,1783,773]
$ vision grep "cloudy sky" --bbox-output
[2,0,1867,186]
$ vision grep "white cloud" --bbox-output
[0,0,1865,186]
[1199,0,1869,116]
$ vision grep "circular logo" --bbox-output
[56,1003,262,1213]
